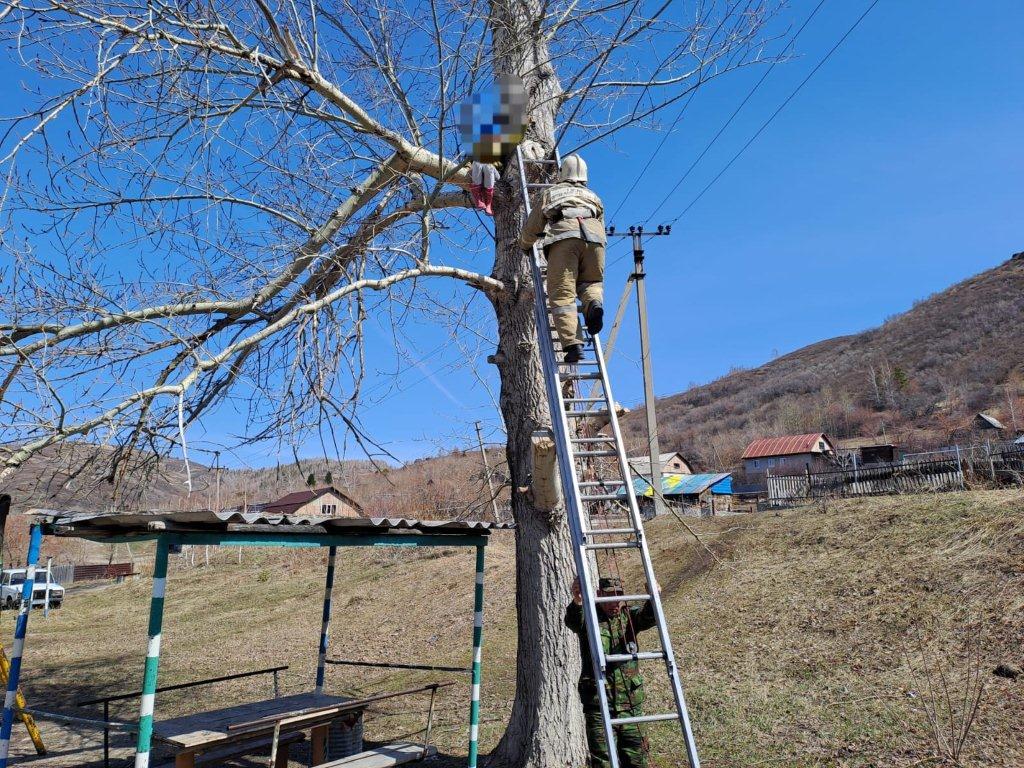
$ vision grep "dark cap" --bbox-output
[598,576,623,592]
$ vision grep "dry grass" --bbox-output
[4,489,1022,766]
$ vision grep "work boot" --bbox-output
[564,344,584,364]
[585,302,604,335]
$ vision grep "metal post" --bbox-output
[0,496,7,620]
[0,524,42,767]
[133,537,169,768]
[466,545,485,768]
[315,546,337,696]
[43,558,52,619]
[422,686,438,758]
[474,422,501,523]
[631,226,669,517]
[103,701,110,768]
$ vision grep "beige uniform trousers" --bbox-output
[546,237,605,348]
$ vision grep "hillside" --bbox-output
[622,254,1024,468]
[4,490,1021,766]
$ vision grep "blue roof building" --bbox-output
[620,473,733,517]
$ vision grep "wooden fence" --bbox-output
[767,457,965,506]
[44,563,136,585]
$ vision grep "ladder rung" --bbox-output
[578,480,624,487]
[580,493,622,501]
[560,372,601,380]
[585,527,638,536]
[610,713,678,727]
[563,397,605,404]
[558,360,599,367]
[606,651,666,663]
[583,541,638,550]
[593,593,649,604]
[571,437,614,444]
[566,411,608,419]
[574,450,617,458]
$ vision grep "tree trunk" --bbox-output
[486,2,588,765]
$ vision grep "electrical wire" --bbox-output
[644,0,830,224]
[666,0,882,225]
[606,0,878,269]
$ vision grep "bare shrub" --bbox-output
[901,620,986,766]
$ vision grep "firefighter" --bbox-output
[566,576,654,768]
[519,154,605,364]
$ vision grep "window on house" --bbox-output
[753,460,760,468]
[321,503,337,516]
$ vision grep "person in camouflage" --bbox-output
[565,576,654,768]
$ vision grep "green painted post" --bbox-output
[134,538,169,768]
[467,545,485,768]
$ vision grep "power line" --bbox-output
[606,0,831,270]
[667,0,881,225]
[644,0,829,224]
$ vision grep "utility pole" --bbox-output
[474,421,502,522]
[606,224,672,516]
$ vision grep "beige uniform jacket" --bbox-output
[520,182,606,250]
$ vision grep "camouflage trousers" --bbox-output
[580,683,648,768]
[546,238,605,349]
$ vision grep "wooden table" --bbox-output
[152,691,363,767]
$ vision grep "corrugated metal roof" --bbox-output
[741,433,833,459]
[621,473,732,498]
[32,509,511,541]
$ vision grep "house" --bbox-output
[741,433,837,483]
[623,473,732,517]
[835,437,900,466]
[625,451,694,478]
[226,486,363,517]
[973,412,1005,434]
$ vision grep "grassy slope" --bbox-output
[9,490,1023,766]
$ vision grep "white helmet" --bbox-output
[557,154,588,184]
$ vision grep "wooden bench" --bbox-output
[317,741,437,768]
[155,730,304,767]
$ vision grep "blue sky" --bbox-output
[309,0,1024,466]
[6,1,1024,469]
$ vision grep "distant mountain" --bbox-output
[621,254,1024,468]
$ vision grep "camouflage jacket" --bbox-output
[520,181,606,250]
[565,600,656,706]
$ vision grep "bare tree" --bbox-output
[0,0,777,762]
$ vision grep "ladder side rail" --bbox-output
[516,145,623,768]
[591,337,702,768]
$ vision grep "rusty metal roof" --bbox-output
[741,433,834,460]
[32,509,511,542]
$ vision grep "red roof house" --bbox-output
[741,433,837,482]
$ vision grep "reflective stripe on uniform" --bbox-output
[550,304,577,315]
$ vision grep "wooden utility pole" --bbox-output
[606,224,672,516]
[475,422,502,522]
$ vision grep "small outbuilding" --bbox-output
[626,451,694,478]
[624,473,732,517]
[973,412,1006,433]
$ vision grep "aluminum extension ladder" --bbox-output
[515,144,701,768]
